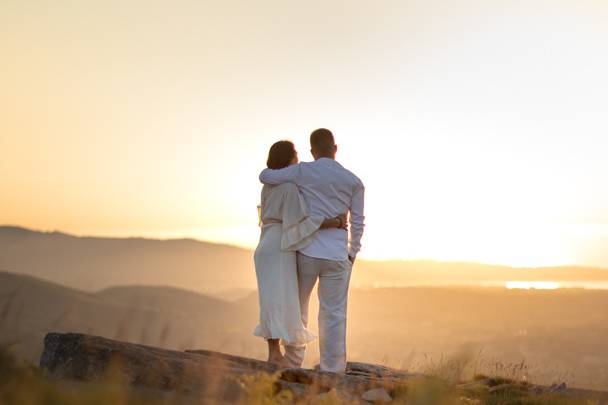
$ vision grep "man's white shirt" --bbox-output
[259,158,365,261]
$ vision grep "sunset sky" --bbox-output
[2,0,607,267]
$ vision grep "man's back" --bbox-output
[259,158,365,261]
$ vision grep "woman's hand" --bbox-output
[320,214,349,230]
[336,214,348,231]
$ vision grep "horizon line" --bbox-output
[2,224,606,271]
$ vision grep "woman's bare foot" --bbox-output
[267,338,284,366]
[267,352,285,366]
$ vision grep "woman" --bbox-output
[254,140,346,365]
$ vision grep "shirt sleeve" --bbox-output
[259,164,301,185]
[280,184,323,252]
[348,182,365,259]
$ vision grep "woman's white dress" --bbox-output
[253,183,321,345]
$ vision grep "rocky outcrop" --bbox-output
[39,333,422,402]
[40,333,608,404]
[40,333,250,401]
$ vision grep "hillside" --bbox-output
[3,271,608,390]
[0,225,255,293]
[0,271,259,365]
[2,226,607,295]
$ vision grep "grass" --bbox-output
[0,342,601,405]
[0,290,599,405]
[0,344,176,405]
[239,373,293,405]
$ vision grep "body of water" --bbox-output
[369,281,608,290]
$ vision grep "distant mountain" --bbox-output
[352,260,608,287]
[0,271,259,365]
[98,285,235,315]
[0,225,255,293]
[1,226,607,295]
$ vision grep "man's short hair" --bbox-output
[310,128,335,155]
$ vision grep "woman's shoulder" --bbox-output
[274,182,299,193]
[263,183,296,191]
[262,183,298,200]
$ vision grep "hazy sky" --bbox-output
[2,0,607,267]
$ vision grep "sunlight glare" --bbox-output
[505,281,561,290]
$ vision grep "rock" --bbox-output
[361,387,392,402]
[316,388,339,401]
[274,380,309,400]
[529,382,568,395]
[40,333,248,401]
[549,382,567,392]
[488,383,515,393]
[280,368,316,385]
[185,348,280,374]
[348,362,412,380]
[39,333,411,403]
[39,333,607,404]
[280,366,380,400]
[457,380,491,391]
[459,397,483,405]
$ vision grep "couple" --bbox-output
[253,128,365,373]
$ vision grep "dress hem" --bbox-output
[253,324,317,346]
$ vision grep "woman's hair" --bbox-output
[267,140,296,169]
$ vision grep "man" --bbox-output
[259,128,365,373]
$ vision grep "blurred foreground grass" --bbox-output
[0,344,171,405]
[0,344,597,405]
